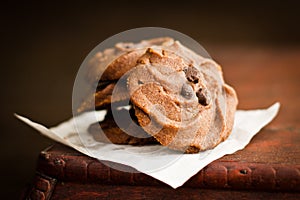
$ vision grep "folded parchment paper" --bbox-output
[16,102,279,188]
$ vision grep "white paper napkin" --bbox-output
[15,102,280,188]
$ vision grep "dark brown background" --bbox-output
[1,1,300,199]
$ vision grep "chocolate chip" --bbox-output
[196,88,210,106]
[181,84,193,99]
[184,66,200,84]
[138,80,144,85]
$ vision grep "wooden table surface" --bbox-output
[22,47,300,199]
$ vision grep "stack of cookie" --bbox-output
[77,38,238,153]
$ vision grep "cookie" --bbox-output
[77,78,129,113]
[86,37,174,84]
[88,108,158,145]
[79,37,238,153]
[77,37,174,113]
[127,48,238,153]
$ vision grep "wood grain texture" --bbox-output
[50,184,300,200]
[23,47,300,199]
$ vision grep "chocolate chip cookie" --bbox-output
[79,37,238,152]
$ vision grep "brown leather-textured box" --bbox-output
[22,48,300,199]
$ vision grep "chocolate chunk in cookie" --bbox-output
[181,83,193,99]
[196,88,211,106]
[184,66,200,84]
